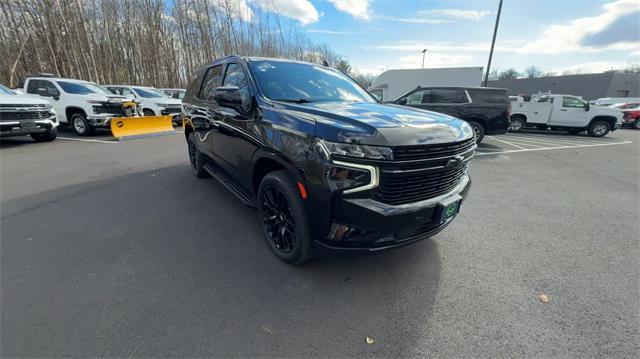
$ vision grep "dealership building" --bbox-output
[487,72,639,100]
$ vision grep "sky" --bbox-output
[247,0,640,75]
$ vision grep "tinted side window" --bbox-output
[471,90,508,104]
[428,89,465,104]
[223,63,251,111]
[199,65,223,101]
[27,80,58,95]
[405,90,428,105]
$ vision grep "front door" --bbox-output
[26,79,63,122]
[211,62,258,188]
[551,96,590,127]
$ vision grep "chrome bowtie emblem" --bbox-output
[445,155,464,168]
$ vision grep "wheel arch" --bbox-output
[251,150,304,195]
[65,107,86,122]
[589,115,616,129]
[510,113,527,122]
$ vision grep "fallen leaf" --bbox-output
[538,293,549,303]
[365,336,375,344]
[260,326,273,335]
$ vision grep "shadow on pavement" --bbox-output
[1,165,441,357]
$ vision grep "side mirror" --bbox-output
[584,102,590,111]
[214,86,242,107]
[398,98,407,105]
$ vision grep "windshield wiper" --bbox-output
[273,98,313,104]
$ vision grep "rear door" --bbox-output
[419,88,468,117]
[190,64,224,158]
[550,96,590,126]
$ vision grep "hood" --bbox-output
[0,93,51,106]
[85,93,128,103]
[274,101,473,146]
[154,97,182,105]
[595,106,624,118]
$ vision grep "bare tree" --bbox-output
[498,68,520,80]
[524,66,543,78]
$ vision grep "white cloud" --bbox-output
[518,0,640,54]
[374,15,449,24]
[418,9,491,21]
[366,40,524,53]
[397,53,474,69]
[253,0,319,25]
[328,0,371,20]
[307,29,366,35]
[552,61,630,74]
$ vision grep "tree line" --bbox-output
[489,64,640,81]
[0,0,344,88]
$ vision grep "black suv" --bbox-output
[390,87,510,143]
[182,56,475,264]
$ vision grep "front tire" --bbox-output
[633,119,640,130]
[467,121,485,144]
[143,109,155,117]
[70,113,95,136]
[257,170,315,264]
[187,132,209,178]
[588,121,610,137]
[30,127,57,142]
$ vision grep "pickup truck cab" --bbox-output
[389,87,510,144]
[106,85,182,124]
[509,94,623,136]
[183,56,475,264]
[0,84,58,141]
[23,77,137,135]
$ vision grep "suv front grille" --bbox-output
[161,107,181,115]
[391,138,475,161]
[0,110,51,122]
[371,139,474,205]
[93,103,124,115]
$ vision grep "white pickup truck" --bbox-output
[1,84,58,141]
[23,77,138,136]
[509,94,622,137]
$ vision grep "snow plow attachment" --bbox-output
[110,115,175,140]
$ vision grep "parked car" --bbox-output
[611,103,640,129]
[158,88,186,100]
[367,67,483,102]
[1,84,58,141]
[182,56,475,264]
[106,85,182,125]
[388,86,510,143]
[591,97,640,106]
[509,94,623,136]
[22,76,136,136]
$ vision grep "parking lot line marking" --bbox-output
[476,140,632,156]
[489,136,528,149]
[496,136,597,147]
[505,134,615,145]
[57,137,118,144]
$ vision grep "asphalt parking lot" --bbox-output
[1,128,639,357]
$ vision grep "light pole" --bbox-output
[421,49,427,68]
[484,0,503,87]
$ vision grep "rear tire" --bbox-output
[257,170,315,264]
[187,132,209,178]
[467,121,485,144]
[30,127,57,142]
[588,121,610,137]
[509,117,525,132]
[70,112,95,136]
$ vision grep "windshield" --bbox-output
[133,88,166,98]
[85,83,113,95]
[57,81,96,94]
[248,60,375,103]
[0,84,16,95]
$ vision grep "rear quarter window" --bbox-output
[470,89,508,104]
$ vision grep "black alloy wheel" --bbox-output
[261,185,296,254]
[187,133,208,178]
[257,170,314,264]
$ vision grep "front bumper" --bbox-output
[0,117,58,137]
[316,174,472,251]
[87,115,113,128]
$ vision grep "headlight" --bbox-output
[48,106,56,114]
[155,103,172,107]
[318,139,393,160]
[87,100,105,104]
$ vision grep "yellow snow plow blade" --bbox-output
[110,115,175,140]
